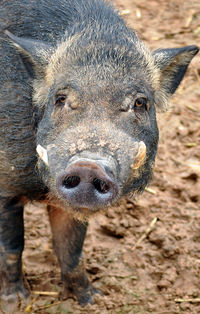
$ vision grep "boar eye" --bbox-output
[134,97,148,109]
[55,95,66,106]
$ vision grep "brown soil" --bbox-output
[22,0,200,313]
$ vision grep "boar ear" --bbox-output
[152,45,199,110]
[5,30,52,78]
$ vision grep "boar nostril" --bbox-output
[62,176,80,189]
[57,160,118,208]
[93,178,110,194]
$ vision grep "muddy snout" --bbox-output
[56,160,118,209]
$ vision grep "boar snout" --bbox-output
[56,160,118,209]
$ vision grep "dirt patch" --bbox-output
[21,0,200,313]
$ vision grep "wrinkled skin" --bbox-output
[0,0,198,309]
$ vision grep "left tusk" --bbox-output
[36,144,48,166]
[132,141,146,170]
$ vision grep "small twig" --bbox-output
[25,296,39,313]
[184,143,197,147]
[37,301,62,311]
[32,290,59,296]
[175,298,200,304]
[145,187,157,195]
[119,9,130,16]
[132,217,158,251]
[185,104,199,113]
[184,10,195,28]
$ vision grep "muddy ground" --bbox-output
[18,0,200,313]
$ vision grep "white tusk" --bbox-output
[132,141,146,170]
[36,144,48,166]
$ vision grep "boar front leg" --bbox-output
[48,206,99,305]
[0,197,29,307]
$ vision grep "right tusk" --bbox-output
[36,144,48,166]
[132,141,146,170]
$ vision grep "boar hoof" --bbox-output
[0,282,30,313]
[77,286,102,306]
[61,284,102,306]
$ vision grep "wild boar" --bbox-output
[0,0,198,307]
